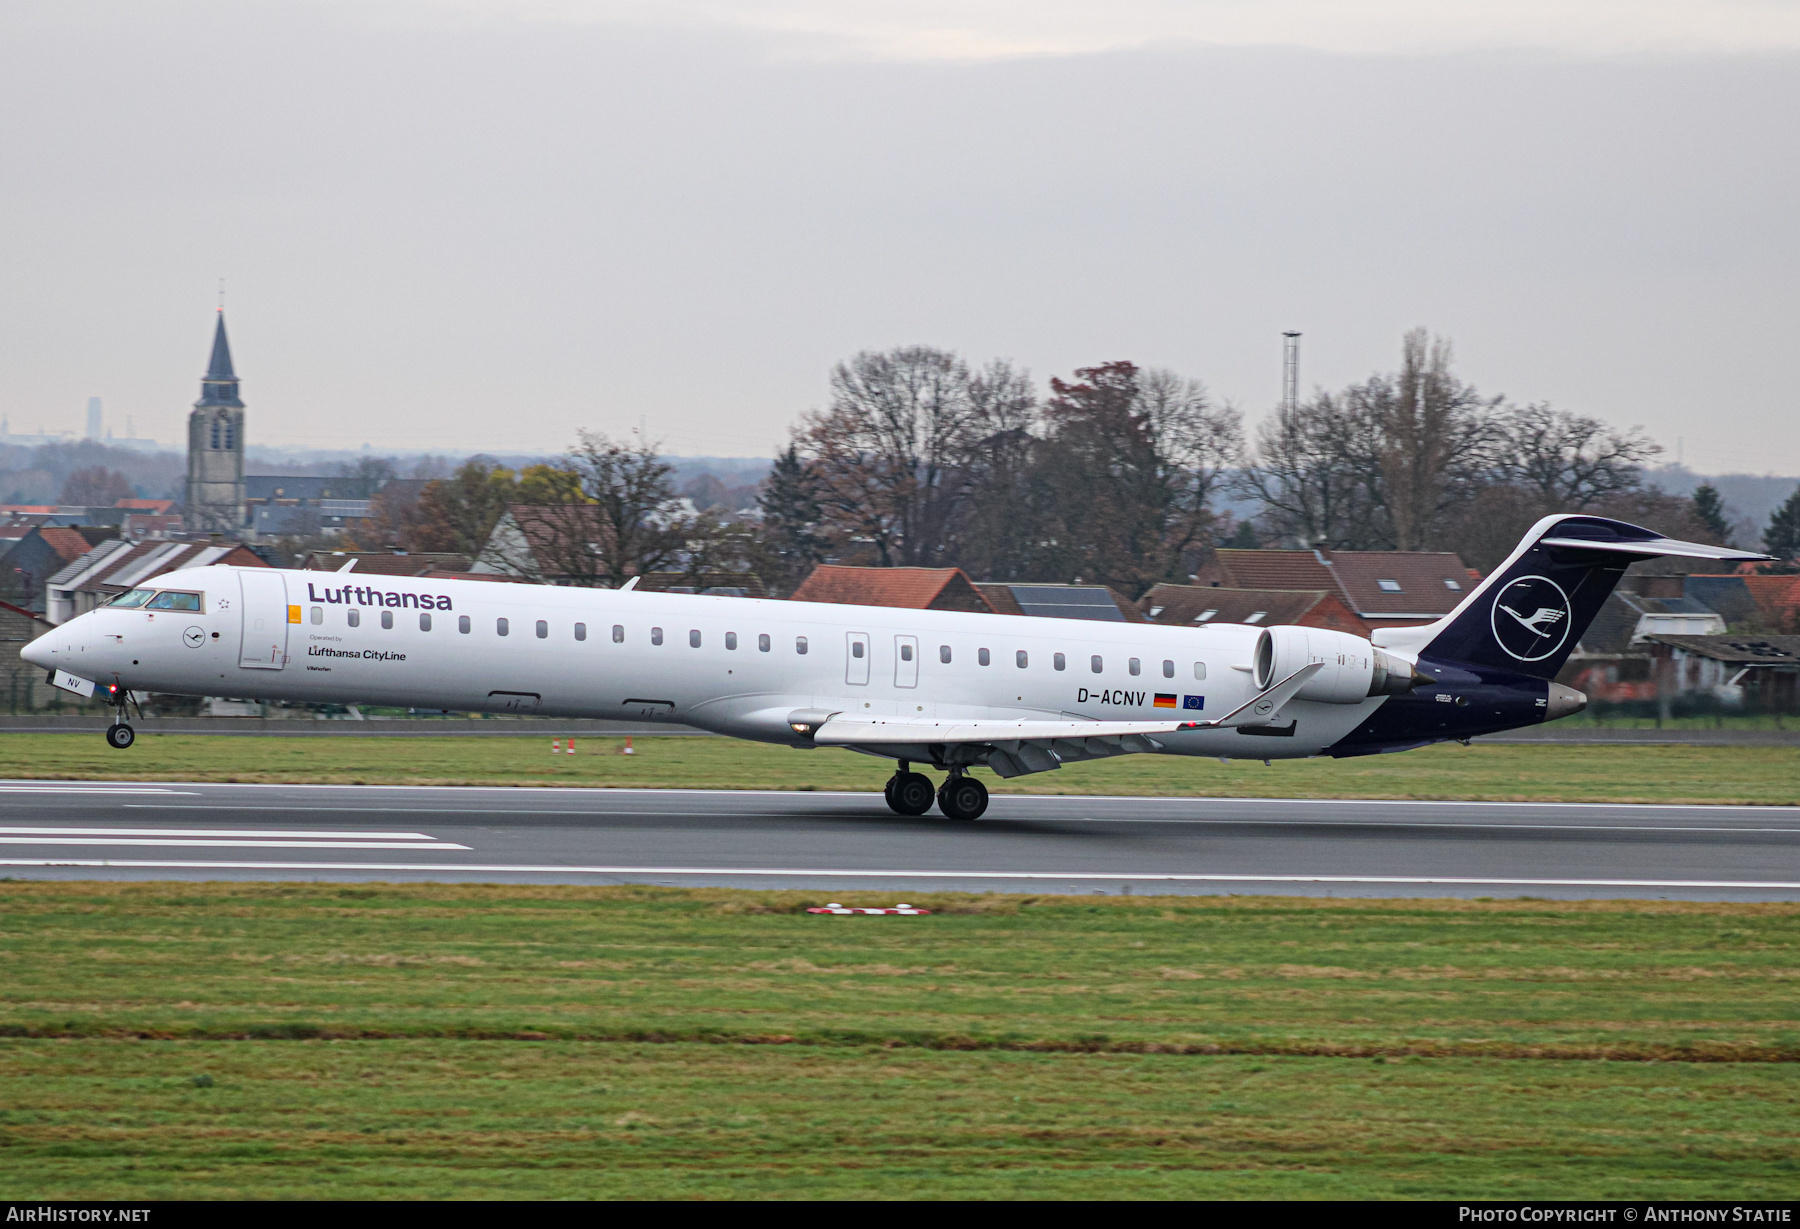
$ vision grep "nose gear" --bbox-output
[101,681,138,750]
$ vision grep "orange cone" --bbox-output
[621,736,635,756]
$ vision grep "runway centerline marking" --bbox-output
[0,858,1795,891]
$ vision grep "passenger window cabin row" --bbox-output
[305,607,809,654]
[302,606,1208,679]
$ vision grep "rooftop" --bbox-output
[1207,548,1475,619]
[790,565,993,613]
[1140,584,1347,630]
[1644,634,1800,665]
[973,583,1142,622]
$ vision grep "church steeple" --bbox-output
[196,310,244,409]
[186,308,247,535]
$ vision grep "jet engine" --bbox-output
[1253,626,1430,703]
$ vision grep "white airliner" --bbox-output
[22,514,1763,820]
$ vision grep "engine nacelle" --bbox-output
[1252,626,1427,703]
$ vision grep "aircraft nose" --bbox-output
[20,633,53,670]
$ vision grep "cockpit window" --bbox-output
[108,589,156,609]
[145,591,203,612]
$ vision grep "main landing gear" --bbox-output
[883,761,989,821]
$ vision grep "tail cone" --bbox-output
[1545,683,1587,721]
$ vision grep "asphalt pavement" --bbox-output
[1,781,1797,900]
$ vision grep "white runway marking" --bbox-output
[0,786,198,795]
[0,826,440,840]
[0,859,1795,891]
[0,838,472,850]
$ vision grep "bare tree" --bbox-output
[951,359,1042,580]
[502,431,695,588]
[1494,402,1660,509]
[58,466,133,506]
[798,347,1026,568]
[1366,330,1499,550]
[1241,329,1498,551]
[1238,389,1386,549]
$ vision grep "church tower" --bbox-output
[185,310,247,534]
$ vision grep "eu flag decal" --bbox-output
[1153,693,1177,709]
[1182,695,1204,710]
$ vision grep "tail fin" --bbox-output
[1372,515,1769,679]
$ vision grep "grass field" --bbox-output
[1,882,1797,1198]
[4,731,1800,803]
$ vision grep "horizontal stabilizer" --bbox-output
[1536,535,1769,562]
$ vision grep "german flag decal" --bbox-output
[1153,693,1177,709]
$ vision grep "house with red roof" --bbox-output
[1191,548,1479,628]
[790,565,995,613]
[1137,584,1369,636]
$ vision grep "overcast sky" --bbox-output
[1,0,1796,471]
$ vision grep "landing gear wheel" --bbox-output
[105,723,135,750]
[937,774,988,821]
[886,772,936,816]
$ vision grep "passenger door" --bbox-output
[238,571,291,670]
[845,631,870,685]
[894,635,919,688]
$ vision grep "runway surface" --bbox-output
[2,781,1799,900]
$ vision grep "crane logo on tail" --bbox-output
[1490,575,1573,662]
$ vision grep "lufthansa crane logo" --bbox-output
[1490,575,1572,662]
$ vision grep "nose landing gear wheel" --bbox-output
[937,774,988,821]
[105,723,135,750]
[885,772,936,816]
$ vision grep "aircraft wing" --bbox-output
[811,664,1326,748]
[812,716,1198,745]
